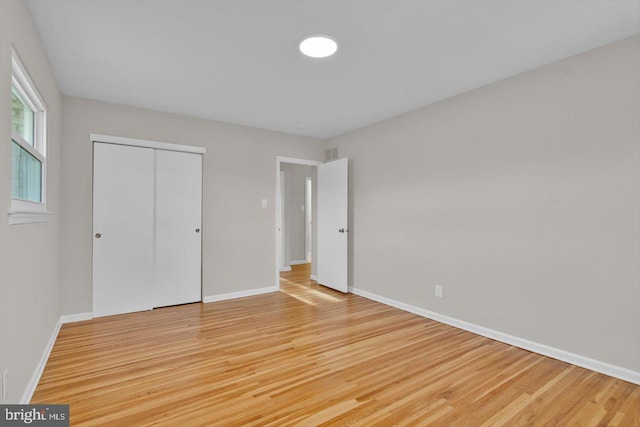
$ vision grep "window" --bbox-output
[9,48,49,224]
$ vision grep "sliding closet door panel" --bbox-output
[154,150,202,307]
[93,143,155,317]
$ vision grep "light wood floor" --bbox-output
[33,264,639,426]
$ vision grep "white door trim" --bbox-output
[275,156,323,288]
[277,156,322,166]
[278,171,286,271]
[91,133,206,154]
[305,176,313,262]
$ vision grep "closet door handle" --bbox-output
[195,228,200,233]
[95,233,102,239]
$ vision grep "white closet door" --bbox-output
[153,150,202,307]
[93,143,155,317]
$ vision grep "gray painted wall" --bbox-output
[327,35,640,371]
[0,0,63,403]
[281,163,312,265]
[61,97,325,315]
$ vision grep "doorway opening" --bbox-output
[275,157,322,289]
[275,156,349,294]
[278,163,315,287]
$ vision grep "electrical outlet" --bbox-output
[2,369,8,402]
[435,285,443,298]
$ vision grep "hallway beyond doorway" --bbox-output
[280,263,315,288]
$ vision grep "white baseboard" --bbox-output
[60,312,93,323]
[279,266,292,272]
[289,260,308,266]
[21,311,94,403]
[203,286,278,303]
[20,319,61,403]
[350,287,640,386]
[24,287,636,407]
[310,275,317,281]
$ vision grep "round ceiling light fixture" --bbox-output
[299,34,338,58]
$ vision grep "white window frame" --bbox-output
[9,47,51,225]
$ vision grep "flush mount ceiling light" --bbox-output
[299,34,338,58]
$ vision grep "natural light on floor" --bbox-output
[279,278,344,305]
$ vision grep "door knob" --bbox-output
[195,228,200,233]
[95,233,102,239]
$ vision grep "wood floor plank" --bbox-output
[32,264,640,425]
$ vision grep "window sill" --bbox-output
[8,210,52,225]
[9,199,52,225]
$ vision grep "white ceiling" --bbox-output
[27,0,640,139]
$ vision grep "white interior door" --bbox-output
[154,150,203,307]
[93,143,155,317]
[317,158,348,292]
